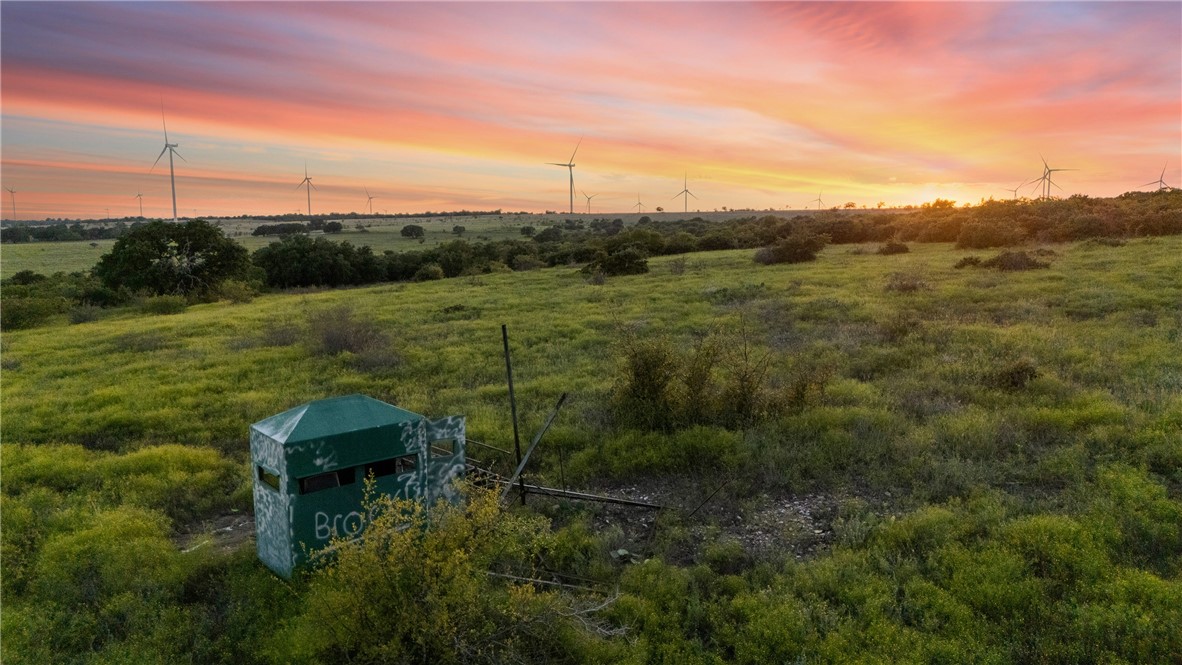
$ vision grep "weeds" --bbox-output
[981,251,1050,271]
[307,305,389,356]
[884,272,929,292]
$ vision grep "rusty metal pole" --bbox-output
[502,324,526,505]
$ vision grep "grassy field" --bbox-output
[3,236,1180,662]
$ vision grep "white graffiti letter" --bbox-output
[315,511,332,540]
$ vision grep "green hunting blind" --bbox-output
[250,394,466,578]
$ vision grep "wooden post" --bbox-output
[502,324,526,504]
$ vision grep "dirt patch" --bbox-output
[176,512,255,555]
[535,477,874,566]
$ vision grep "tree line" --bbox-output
[2,190,1178,330]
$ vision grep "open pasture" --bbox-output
[3,236,1181,663]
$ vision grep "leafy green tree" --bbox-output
[400,224,425,238]
[94,220,249,296]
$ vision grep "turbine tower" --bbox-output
[581,190,597,214]
[365,187,376,215]
[1142,163,1173,191]
[546,138,581,214]
[633,193,645,213]
[673,173,697,213]
[134,192,144,217]
[5,187,15,221]
[150,103,185,222]
[297,163,317,218]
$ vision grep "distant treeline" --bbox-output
[1,221,136,243]
[251,220,343,236]
[251,190,1182,289]
[226,208,519,223]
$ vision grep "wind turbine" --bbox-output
[633,193,645,213]
[673,173,697,213]
[4,187,15,221]
[1142,163,1173,191]
[134,192,144,217]
[297,163,317,218]
[364,187,376,215]
[811,191,824,210]
[581,190,597,214]
[150,102,185,222]
[546,138,581,214]
[1031,155,1076,200]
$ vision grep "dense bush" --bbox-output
[94,220,250,297]
[876,240,910,255]
[252,222,308,237]
[252,235,384,287]
[754,233,828,265]
[400,224,425,238]
[584,247,649,276]
[0,296,66,329]
[956,222,1025,248]
[279,488,614,663]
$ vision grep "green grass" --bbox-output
[3,236,1180,663]
[0,238,116,278]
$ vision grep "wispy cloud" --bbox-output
[2,1,1178,218]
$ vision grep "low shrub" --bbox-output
[68,305,102,324]
[587,247,649,276]
[876,240,910,255]
[217,279,257,304]
[754,233,828,265]
[885,272,928,292]
[981,251,1049,271]
[141,295,188,315]
[1,297,66,329]
[307,305,389,356]
[511,255,545,271]
[954,256,982,269]
[988,358,1039,390]
[413,262,445,281]
[261,323,301,347]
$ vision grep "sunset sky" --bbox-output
[1,1,1179,220]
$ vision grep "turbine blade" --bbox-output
[689,191,698,199]
[310,181,318,191]
[160,99,169,143]
[1141,181,1159,187]
[172,149,186,163]
[546,163,567,167]
[569,137,582,163]
[151,146,168,172]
